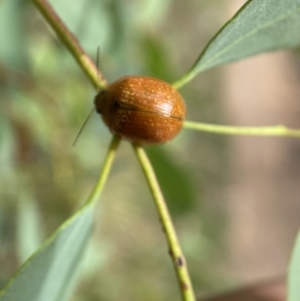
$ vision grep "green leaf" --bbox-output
[288,231,300,301]
[173,0,300,89]
[0,203,94,301]
[0,135,120,301]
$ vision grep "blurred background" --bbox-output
[0,0,299,300]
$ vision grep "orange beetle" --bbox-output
[94,76,186,145]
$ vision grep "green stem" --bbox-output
[32,2,195,300]
[172,71,196,90]
[184,121,300,137]
[133,145,196,301]
[85,135,121,207]
[32,0,107,90]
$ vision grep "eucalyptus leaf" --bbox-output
[173,0,300,89]
[0,135,120,301]
[0,203,94,301]
[288,231,300,301]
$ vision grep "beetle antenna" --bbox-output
[72,107,95,147]
[73,47,101,147]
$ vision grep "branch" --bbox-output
[133,145,196,301]
[32,0,107,90]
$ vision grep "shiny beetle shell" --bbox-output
[94,76,186,145]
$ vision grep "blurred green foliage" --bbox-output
[0,0,228,300]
